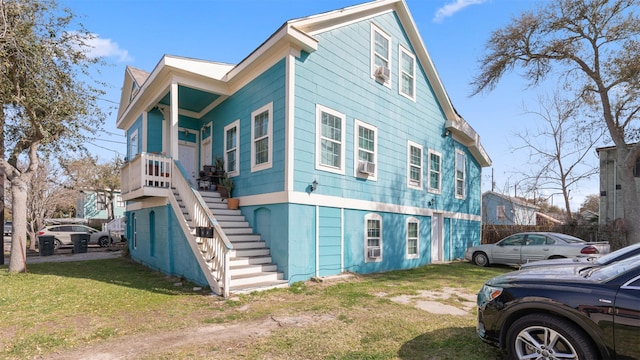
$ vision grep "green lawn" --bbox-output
[1,257,511,359]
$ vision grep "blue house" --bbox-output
[482,191,538,226]
[117,0,491,296]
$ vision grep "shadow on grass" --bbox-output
[398,326,504,360]
[11,256,203,296]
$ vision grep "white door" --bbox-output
[179,143,197,185]
[201,139,212,167]
[431,213,444,262]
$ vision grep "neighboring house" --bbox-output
[117,0,491,297]
[482,191,538,225]
[76,190,126,221]
[596,144,640,225]
[536,212,564,226]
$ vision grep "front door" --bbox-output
[179,143,197,185]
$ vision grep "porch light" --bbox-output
[311,180,318,192]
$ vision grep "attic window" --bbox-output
[371,23,391,86]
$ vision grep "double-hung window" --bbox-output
[365,213,382,262]
[371,24,391,86]
[129,129,139,159]
[251,103,272,172]
[224,120,239,176]
[316,105,345,174]
[455,150,466,199]
[355,120,377,179]
[428,150,441,193]
[407,141,423,189]
[406,218,419,259]
[399,46,416,100]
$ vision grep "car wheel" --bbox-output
[54,239,62,250]
[473,252,490,267]
[98,236,111,248]
[507,314,598,360]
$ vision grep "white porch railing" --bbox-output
[121,153,173,195]
[169,160,232,297]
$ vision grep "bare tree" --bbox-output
[514,92,603,221]
[0,0,106,272]
[471,0,640,245]
[579,194,600,213]
[20,161,76,250]
[61,155,122,221]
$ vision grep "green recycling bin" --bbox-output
[71,233,89,254]
[38,235,55,256]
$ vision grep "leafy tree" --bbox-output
[514,92,603,221]
[61,155,122,221]
[0,0,106,272]
[472,0,640,245]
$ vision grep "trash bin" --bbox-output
[38,235,55,256]
[71,233,89,254]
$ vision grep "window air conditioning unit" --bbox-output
[375,66,390,82]
[358,161,376,175]
[368,247,381,258]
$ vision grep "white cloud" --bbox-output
[83,34,132,62]
[433,0,488,23]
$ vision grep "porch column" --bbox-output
[170,81,179,159]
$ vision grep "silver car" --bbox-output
[37,224,119,249]
[464,232,610,267]
[519,242,640,269]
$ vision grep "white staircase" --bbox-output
[195,191,288,294]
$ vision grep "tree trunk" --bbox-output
[8,177,30,272]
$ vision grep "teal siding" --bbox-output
[449,218,481,259]
[126,206,208,286]
[291,12,483,216]
[318,207,341,276]
[147,108,164,153]
[127,115,142,160]
[201,59,287,197]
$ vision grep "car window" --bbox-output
[59,226,73,232]
[526,235,546,246]
[554,233,584,244]
[500,235,525,246]
[72,226,88,232]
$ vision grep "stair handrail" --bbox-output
[170,160,232,297]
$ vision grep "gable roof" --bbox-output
[482,191,539,210]
[117,0,490,166]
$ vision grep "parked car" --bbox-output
[464,232,610,267]
[37,224,120,249]
[520,242,640,269]
[476,254,640,359]
[4,221,12,236]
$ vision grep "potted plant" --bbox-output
[221,173,239,209]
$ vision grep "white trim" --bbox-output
[315,205,320,277]
[353,119,378,181]
[286,52,296,192]
[398,45,416,101]
[370,23,391,88]
[407,140,423,190]
[224,120,240,176]
[251,102,273,172]
[406,217,419,259]
[316,104,346,175]
[427,149,442,194]
[455,149,466,199]
[364,213,382,263]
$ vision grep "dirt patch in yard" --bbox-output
[43,286,478,360]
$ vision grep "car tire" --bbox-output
[98,236,111,248]
[54,239,62,250]
[473,252,489,267]
[507,313,598,360]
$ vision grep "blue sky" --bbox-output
[59,0,601,210]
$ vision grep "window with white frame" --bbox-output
[129,129,139,159]
[455,150,466,199]
[225,120,239,176]
[116,194,124,208]
[399,46,416,100]
[97,192,106,211]
[355,120,377,179]
[407,141,423,189]
[316,105,345,174]
[365,213,382,262]
[428,150,441,193]
[497,205,506,220]
[406,217,419,258]
[371,23,391,86]
[251,103,272,172]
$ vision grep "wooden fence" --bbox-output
[481,224,626,250]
